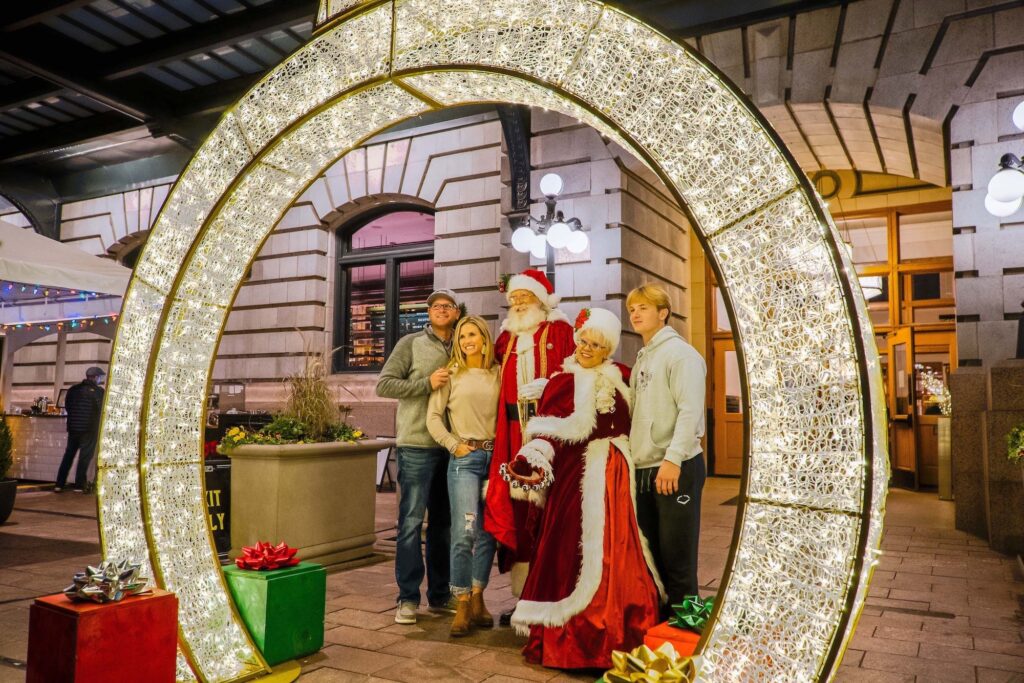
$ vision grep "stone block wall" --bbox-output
[951,85,1024,366]
[522,110,695,363]
[229,111,505,426]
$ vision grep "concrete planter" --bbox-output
[227,439,393,570]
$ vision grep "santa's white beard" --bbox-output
[503,305,546,334]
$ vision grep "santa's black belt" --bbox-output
[505,402,537,421]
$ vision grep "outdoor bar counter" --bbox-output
[5,414,70,482]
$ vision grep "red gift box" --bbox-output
[643,620,701,658]
[27,588,178,683]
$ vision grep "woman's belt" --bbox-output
[463,439,494,451]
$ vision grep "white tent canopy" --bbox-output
[0,219,130,296]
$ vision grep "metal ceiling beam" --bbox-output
[0,46,150,122]
[0,1,96,32]
[0,112,136,163]
[102,1,314,80]
[0,78,62,113]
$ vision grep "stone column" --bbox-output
[980,360,1024,555]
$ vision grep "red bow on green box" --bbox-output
[235,541,300,570]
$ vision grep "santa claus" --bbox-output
[502,307,663,669]
[483,269,575,599]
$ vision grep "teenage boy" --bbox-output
[376,288,461,624]
[627,283,707,611]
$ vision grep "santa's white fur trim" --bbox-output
[520,438,555,467]
[512,439,555,508]
[546,307,569,323]
[506,272,562,311]
[615,435,666,601]
[511,436,610,634]
[525,360,630,443]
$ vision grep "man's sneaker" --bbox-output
[428,595,458,614]
[394,601,417,625]
[53,486,63,493]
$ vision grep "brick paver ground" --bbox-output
[0,478,1020,682]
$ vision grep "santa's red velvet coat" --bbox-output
[484,317,575,570]
[508,360,663,669]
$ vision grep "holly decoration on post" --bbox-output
[574,308,591,331]
[497,273,512,294]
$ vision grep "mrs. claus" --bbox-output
[502,307,663,669]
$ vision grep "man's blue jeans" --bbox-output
[447,449,496,594]
[395,446,451,606]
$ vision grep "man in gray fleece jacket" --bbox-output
[627,284,707,613]
[376,288,460,625]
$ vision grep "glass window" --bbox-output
[397,259,433,338]
[893,343,910,415]
[345,264,386,369]
[350,210,434,250]
[914,352,950,416]
[898,210,952,261]
[860,275,888,327]
[335,209,435,372]
[724,350,741,414]
[836,215,887,266]
[714,288,731,332]
[910,271,954,301]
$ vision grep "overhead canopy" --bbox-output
[0,219,130,296]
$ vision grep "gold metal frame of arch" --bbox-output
[95,1,889,681]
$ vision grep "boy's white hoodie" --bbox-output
[629,325,707,469]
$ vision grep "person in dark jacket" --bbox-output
[54,366,106,493]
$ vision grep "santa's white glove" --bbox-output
[517,378,549,401]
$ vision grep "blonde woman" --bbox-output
[426,315,501,637]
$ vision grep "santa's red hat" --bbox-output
[505,269,560,310]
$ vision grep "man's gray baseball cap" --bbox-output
[427,289,459,307]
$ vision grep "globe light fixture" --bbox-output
[539,172,564,197]
[511,225,535,252]
[1013,100,1024,132]
[986,152,1024,217]
[985,193,1022,218]
[509,172,588,285]
[988,162,1024,202]
[546,221,571,248]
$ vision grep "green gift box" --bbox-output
[223,561,326,665]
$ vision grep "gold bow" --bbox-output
[602,642,696,683]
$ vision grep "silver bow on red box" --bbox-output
[63,560,149,603]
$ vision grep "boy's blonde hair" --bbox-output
[448,315,495,373]
[626,283,672,320]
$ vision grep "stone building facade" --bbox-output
[3,108,696,440]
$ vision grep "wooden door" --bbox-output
[888,327,917,488]
[712,338,744,476]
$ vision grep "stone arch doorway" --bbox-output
[96,2,887,681]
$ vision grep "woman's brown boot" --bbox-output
[470,592,494,628]
[450,598,472,637]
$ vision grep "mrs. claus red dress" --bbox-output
[505,358,663,669]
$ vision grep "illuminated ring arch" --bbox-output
[96,2,888,681]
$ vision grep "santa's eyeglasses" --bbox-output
[508,294,538,305]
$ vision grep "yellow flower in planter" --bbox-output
[353,430,363,439]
